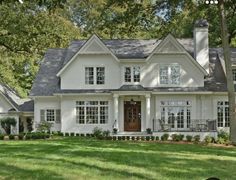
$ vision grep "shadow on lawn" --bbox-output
[0,138,236,179]
[0,162,63,180]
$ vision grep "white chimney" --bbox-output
[194,19,209,74]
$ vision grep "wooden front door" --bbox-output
[124,101,141,131]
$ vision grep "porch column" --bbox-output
[113,94,119,130]
[145,94,151,130]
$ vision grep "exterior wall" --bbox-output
[143,54,204,87]
[34,97,61,131]
[0,94,13,112]
[61,95,113,133]
[60,54,121,90]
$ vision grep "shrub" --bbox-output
[155,136,159,141]
[146,128,152,134]
[193,135,200,143]
[70,132,75,136]
[25,133,32,140]
[65,132,69,136]
[92,127,103,138]
[161,134,169,141]
[102,130,110,137]
[0,117,16,135]
[217,130,229,144]
[36,121,52,133]
[151,136,155,141]
[0,134,4,140]
[179,134,184,141]
[122,136,126,140]
[146,136,150,141]
[118,136,122,140]
[186,135,192,142]
[136,136,140,141]
[131,136,135,141]
[204,136,212,144]
[18,134,24,140]
[171,134,178,141]
[9,134,15,140]
[141,136,145,141]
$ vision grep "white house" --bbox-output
[29,20,236,138]
[0,83,33,134]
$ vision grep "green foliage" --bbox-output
[172,134,184,141]
[0,1,81,96]
[0,117,16,135]
[37,121,52,133]
[92,127,103,138]
[0,134,4,140]
[217,130,230,144]
[161,134,169,141]
[186,135,193,142]
[102,130,110,137]
[155,136,160,141]
[204,136,213,144]
[9,134,15,140]
[193,135,200,143]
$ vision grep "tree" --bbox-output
[0,117,16,135]
[218,0,236,143]
[0,1,81,97]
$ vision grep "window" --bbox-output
[40,109,61,123]
[217,101,229,127]
[160,100,191,129]
[85,67,105,85]
[76,101,108,124]
[232,69,236,81]
[160,64,180,85]
[124,66,140,83]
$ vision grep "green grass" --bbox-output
[0,138,236,180]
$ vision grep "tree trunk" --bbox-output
[219,0,236,143]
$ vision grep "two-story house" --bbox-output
[30,20,235,138]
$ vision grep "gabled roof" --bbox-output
[57,34,119,76]
[0,83,33,112]
[30,35,235,96]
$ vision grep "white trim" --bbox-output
[57,34,119,76]
[0,91,19,112]
[146,34,208,75]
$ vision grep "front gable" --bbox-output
[147,34,208,76]
[57,34,119,77]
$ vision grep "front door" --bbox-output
[124,101,141,131]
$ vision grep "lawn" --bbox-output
[0,138,236,180]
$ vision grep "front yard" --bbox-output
[0,137,235,180]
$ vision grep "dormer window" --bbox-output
[124,66,140,83]
[85,67,105,85]
[160,64,180,85]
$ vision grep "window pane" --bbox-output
[86,107,98,124]
[225,107,230,127]
[160,65,168,84]
[85,67,94,84]
[170,65,180,85]
[76,107,85,124]
[100,106,108,124]
[217,106,223,127]
[96,67,105,84]
[133,67,140,82]
[46,109,55,122]
[232,69,236,81]
[177,107,184,128]
[125,67,131,82]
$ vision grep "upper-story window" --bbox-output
[232,69,236,82]
[160,64,180,85]
[124,66,140,83]
[85,67,105,85]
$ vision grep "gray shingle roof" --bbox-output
[0,83,33,112]
[29,38,236,96]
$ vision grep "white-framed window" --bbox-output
[40,109,61,123]
[160,64,180,85]
[85,67,105,85]
[232,69,236,82]
[76,101,108,124]
[160,100,191,129]
[217,101,229,127]
[124,66,140,83]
